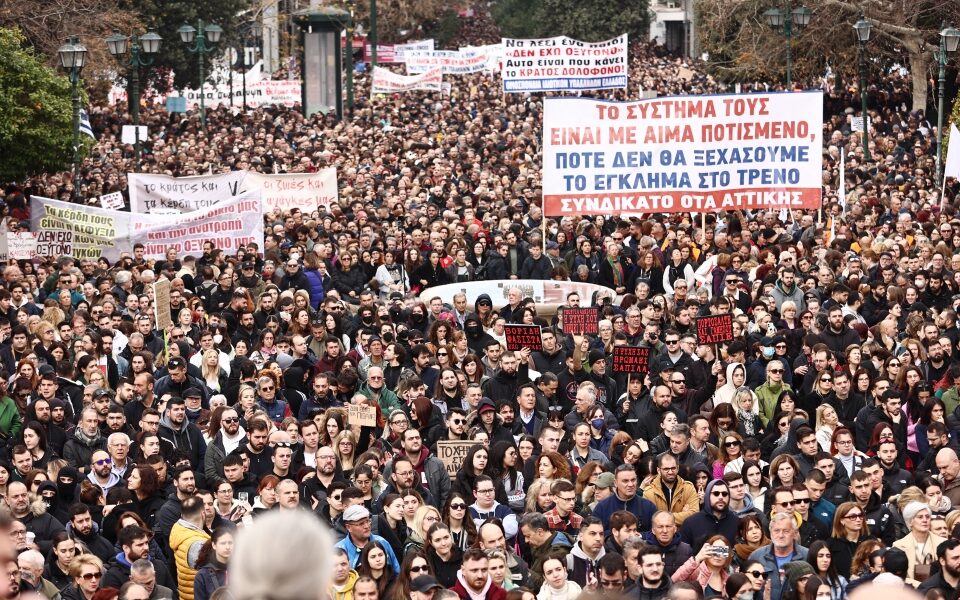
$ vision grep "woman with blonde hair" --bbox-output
[334,430,358,478]
[525,478,556,513]
[200,349,227,393]
[815,404,840,452]
[64,554,104,600]
[405,505,441,553]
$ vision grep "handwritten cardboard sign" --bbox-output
[504,324,543,351]
[435,440,477,479]
[153,279,172,331]
[561,307,599,335]
[696,313,735,344]
[612,346,650,374]
[348,404,377,427]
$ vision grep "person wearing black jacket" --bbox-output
[917,537,960,595]
[482,245,510,281]
[412,251,452,291]
[519,245,553,280]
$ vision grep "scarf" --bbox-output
[607,256,624,288]
[735,536,770,561]
[74,427,101,446]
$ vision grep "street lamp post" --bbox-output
[763,4,811,89]
[853,16,872,163]
[935,24,960,183]
[346,1,355,112]
[370,0,377,67]
[241,22,264,112]
[105,30,162,171]
[57,36,88,202]
[178,20,223,130]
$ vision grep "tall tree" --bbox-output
[490,0,649,42]
[696,0,960,111]
[0,27,86,182]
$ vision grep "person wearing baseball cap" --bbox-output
[410,575,444,600]
[335,505,400,573]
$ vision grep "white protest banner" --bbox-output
[31,191,263,261]
[394,39,435,62]
[851,116,870,133]
[370,67,443,95]
[128,190,264,257]
[167,78,301,109]
[128,171,247,213]
[463,43,504,72]
[31,198,124,261]
[7,233,37,260]
[100,192,125,210]
[121,126,148,144]
[404,49,487,75]
[501,35,628,93]
[35,229,73,257]
[244,170,339,213]
[542,92,823,216]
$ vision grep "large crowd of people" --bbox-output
[0,4,959,600]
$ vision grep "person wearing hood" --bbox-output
[747,514,809,600]
[464,313,496,355]
[85,450,121,496]
[65,503,115,562]
[474,294,496,330]
[62,408,107,475]
[158,397,206,471]
[678,479,740,553]
[713,362,747,407]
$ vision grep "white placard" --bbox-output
[121,126,148,145]
[100,192,125,210]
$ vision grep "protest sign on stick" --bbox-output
[504,324,543,351]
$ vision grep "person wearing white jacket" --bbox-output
[536,556,582,600]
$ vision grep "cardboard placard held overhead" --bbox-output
[612,346,650,373]
[348,404,377,427]
[153,279,172,331]
[561,307,600,335]
[435,440,477,479]
[504,324,543,351]
[696,313,735,344]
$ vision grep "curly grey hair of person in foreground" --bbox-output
[228,509,333,600]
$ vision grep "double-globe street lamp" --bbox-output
[58,36,88,201]
[105,29,162,171]
[177,20,223,129]
[763,5,811,89]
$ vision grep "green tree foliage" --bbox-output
[128,0,251,90]
[492,0,650,41]
[0,28,83,182]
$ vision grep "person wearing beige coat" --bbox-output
[642,454,700,525]
[892,501,946,586]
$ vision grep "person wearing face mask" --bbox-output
[463,314,496,355]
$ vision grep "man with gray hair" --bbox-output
[748,512,808,600]
[129,558,175,600]
[17,549,60,599]
[118,581,152,600]
[107,431,132,479]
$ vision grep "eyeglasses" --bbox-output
[476,488,495,494]
[775,344,787,349]
[844,513,864,520]
[710,491,729,498]
[80,572,102,581]
[260,386,275,392]
[725,279,738,284]
[724,441,741,448]
[222,417,239,424]
[437,352,447,356]
[450,503,466,510]
[769,368,784,374]
[671,379,685,384]
[450,419,464,425]
[94,458,112,466]
[793,498,811,504]
[599,579,623,588]
[745,570,767,579]
[665,340,679,345]
[820,377,833,383]
[410,565,429,573]
[776,500,796,508]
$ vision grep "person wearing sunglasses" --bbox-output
[827,501,872,580]
[756,359,789,428]
[64,553,104,600]
[678,479,739,554]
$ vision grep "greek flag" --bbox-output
[79,109,95,139]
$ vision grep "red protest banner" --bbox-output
[612,346,650,373]
[562,307,599,335]
[504,324,543,351]
[696,313,735,344]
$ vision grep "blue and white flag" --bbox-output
[79,109,95,139]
